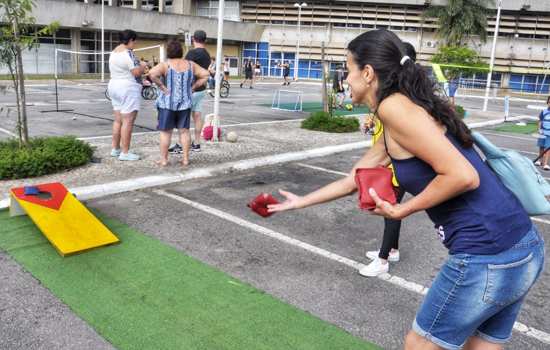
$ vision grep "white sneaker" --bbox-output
[110,148,121,157]
[118,152,140,161]
[366,249,400,262]
[359,258,389,277]
[535,160,542,166]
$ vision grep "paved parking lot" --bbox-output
[1,128,548,349]
[0,78,546,140]
[1,78,549,349]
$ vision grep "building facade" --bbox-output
[7,0,550,93]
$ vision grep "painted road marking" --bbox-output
[153,189,550,346]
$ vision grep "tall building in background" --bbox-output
[5,0,550,93]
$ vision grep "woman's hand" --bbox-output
[368,188,407,220]
[267,189,303,213]
[160,85,170,96]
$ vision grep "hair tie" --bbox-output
[400,56,411,66]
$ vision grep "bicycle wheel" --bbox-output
[105,89,111,101]
[220,85,229,98]
[142,86,157,100]
[150,87,159,100]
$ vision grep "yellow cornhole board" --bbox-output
[9,183,119,256]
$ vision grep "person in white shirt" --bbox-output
[223,57,230,80]
[107,29,147,161]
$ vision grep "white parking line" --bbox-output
[296,163,348,176]
[0,127,16,137]
[153,189,550,346]
[527,105,546,110]
[481,132,536,142]
[532,217,550,225]
[502,148,538,156]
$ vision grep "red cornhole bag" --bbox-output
[355,166,397,211]
[248,193,279,217]
[203,126,222,141]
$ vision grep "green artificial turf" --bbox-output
[268,101,371,116]
[494,122,538,135]
[0,210,380,350]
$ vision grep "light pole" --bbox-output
[294,2,307,81]
[101,0,105,82]
[212,0,225,142]
[483,0,502,111]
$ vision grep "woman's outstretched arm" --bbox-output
[268,136,390,212]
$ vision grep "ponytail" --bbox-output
[347,29,473,147]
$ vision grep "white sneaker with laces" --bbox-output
[535,160,542,166]
[359,258,389,277]
[366,249,400,262]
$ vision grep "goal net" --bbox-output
[44,45,163,115]
[271,89,303,112]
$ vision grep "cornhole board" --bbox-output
[9,182,119,256]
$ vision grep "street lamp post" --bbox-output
[483,0,502,111]
[101,0,105,82]
[294,2,307,81]
[213,0,225,142]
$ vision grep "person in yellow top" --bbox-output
[359,115,406,277]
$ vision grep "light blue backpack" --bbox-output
[472,131,550,216]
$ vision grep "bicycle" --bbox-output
[104,82,158,101]
[207,76,230,98]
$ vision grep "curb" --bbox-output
[0,116,533,210]
[0,141,371,210]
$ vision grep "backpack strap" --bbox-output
[471,132,505,159]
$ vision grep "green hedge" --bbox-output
[301,111,360,133]
[0,136,93,180]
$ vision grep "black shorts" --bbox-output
[245,71,253,79]
[157,108,191,131]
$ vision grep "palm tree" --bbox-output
[425,0,494,46]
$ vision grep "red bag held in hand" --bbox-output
[355,166,397,211]
[248,193,279,217]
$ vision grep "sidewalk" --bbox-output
[0,121,366,197]
[0,108,531,203]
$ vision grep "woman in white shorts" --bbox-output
[108,29,147,161]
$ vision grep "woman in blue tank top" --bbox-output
[269,29,545,350]
[148,40,209,167]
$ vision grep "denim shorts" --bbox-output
[413,225,545,350]
[157,108,190,131]
[537,135,550,148]
[191,90,206,113]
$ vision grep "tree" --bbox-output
[432,45,487,81]
[0,0,58,146]
[425,0,493,47]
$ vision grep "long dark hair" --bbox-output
[347,29,472,147]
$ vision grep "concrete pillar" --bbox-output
[70,29,81,74]
[159,0,165,13]
[171,0,192,15]
[133,0,140,10]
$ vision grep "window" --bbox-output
[196,1,240,21]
